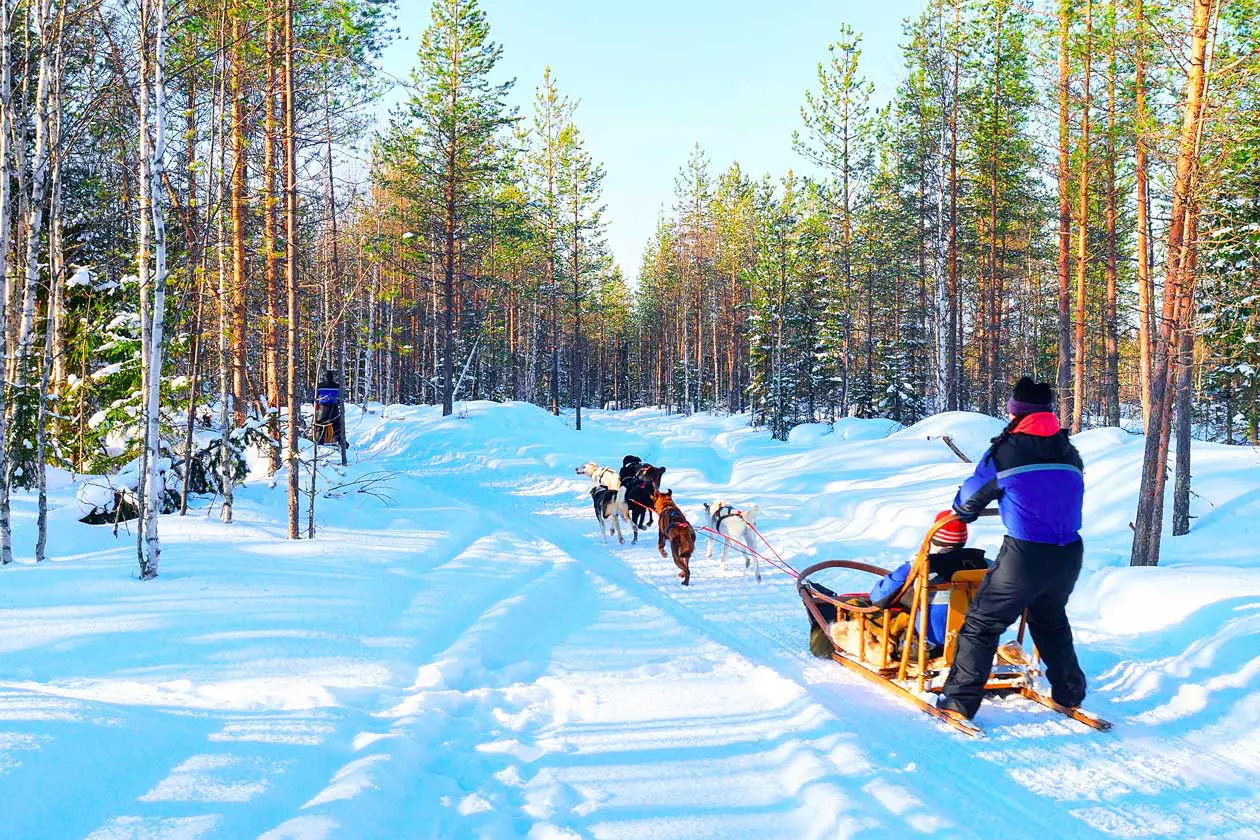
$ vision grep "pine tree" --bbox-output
[795,25,873,416]
[406,0,515,417]
[557,122,607,430]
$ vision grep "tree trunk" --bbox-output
[1104,0,1120,427]
[140,0,170,579]
[933,0,950,412]
[987,2,1004,414]
[1071,0,1092,434]
[180,74,204,516]
[1056,0,1073,428]
[135,0,153,565]
[946,0,961,411]
[264,0,283,472]
[1134,0,1153,429]
[229,7,248,424]
[572,199,582,431]
[214,4,233,525]
[1130,0,1213,567]
[1172,313,1195,536]
[14,0,55,391]
[284,0,300,538]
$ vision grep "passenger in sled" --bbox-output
[810,511,989,659]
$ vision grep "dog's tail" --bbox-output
[744,503,758,526]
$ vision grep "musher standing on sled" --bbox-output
[937,377,1088,722]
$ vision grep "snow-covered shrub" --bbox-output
[76,455,180,525]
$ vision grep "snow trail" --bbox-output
[3,402,1260,838]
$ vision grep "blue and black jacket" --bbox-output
[952,413,1084,546]
[869,547,989,646]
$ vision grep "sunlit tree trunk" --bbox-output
[1056,0,1072,428]
[284,0,301,538]
[35,2,66,563]
[1131,0,1214,567]
[946,0,961,411]
[1071,0,1092,434]
[1104,0,1120,427]
[229,5,248,423]
[140,0,170,579]
[1134,0,1153,429]
[214,5,234,524]
[263,0,283,472]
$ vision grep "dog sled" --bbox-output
[311,374,348,466]
[797,513,1112,737]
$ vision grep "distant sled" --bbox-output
[312,379,348,466]
[797,512,1113,737]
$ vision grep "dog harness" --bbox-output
[713,505,743,527]
[664,508,689,532]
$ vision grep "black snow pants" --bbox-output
[942,536,1087,718]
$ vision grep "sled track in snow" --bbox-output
[465,408,1260,840]
[7,403,1260,838]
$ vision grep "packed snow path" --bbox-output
[4,404,1260,839]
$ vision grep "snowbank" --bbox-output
[894,411,1007,462]
[3,402,1260,838]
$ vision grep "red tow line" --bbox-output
[699,526,800,580]
[741,518,799,578]
[626,497,800,580]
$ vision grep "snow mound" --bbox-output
[833,417,904,441]
[786,423,831,446]
[788,418,903,447]
[1075,426,1140,454]
[893,411,1005,461]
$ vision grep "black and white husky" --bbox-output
[591,486,630,544]
[703,501,762,582]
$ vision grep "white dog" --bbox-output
[576,461,620,490]
[703,501,762,581]
[591,486,630,544]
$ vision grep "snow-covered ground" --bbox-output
[4,403,1260,839]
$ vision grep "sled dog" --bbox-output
[703,501,762,582]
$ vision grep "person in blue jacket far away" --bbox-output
[869,511,989,652]
[936,377,1088,722]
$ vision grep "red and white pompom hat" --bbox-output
[931,510,969,548]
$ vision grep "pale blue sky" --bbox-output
[374,0,927,279]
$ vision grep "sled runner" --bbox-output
[312,385,348,466]
[797,513,1112,737]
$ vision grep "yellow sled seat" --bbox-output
[942,568,1029,691]
[943,569,987,665]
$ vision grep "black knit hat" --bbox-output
[1008,377,1055,416]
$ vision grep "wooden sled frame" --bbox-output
[798,513,1112,736]
[311,401,348,466]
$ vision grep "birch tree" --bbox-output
[139,0,169,579]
